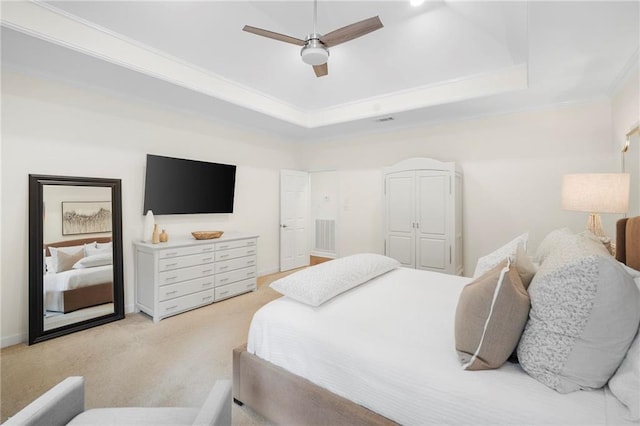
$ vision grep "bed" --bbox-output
[44,237,114,314]
[233,217,640,425]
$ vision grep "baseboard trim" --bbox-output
[2,332,27,348]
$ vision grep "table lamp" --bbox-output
[561,173,630,240]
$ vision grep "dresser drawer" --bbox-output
[158,264,215,286]
[215,278,256,301]
[215,266,257,287]
[159,244,215,260]
[159,252,215,272]
[158,276,215,301]
[215,256,256,274]
[215,238,257,251]
[158,289,214,317]
[215,246,257,261]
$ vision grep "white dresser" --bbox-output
[134,233,258,322]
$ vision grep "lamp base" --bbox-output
[586,212,606,238]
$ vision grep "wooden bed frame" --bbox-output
[44,237,113,314]
[232,216,640,425]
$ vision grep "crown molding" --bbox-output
[609,48,639,97]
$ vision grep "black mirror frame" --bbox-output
[28,174,125,345]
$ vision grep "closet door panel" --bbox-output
[388,235,414,267]
[416,172,447,236]
[416,237,446,271]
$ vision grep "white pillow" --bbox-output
[73,253,112,269]
[473,233,529,279]
[86,245,112,257]
[609,331,640,420]
[96,241,112,250]
[270,253,400,307]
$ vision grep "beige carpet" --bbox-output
[1,270,298,424]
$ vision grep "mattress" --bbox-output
[44,265,112,292]
[248,267,632,425]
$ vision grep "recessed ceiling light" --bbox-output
[410,0,425,7]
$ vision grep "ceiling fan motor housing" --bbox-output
[301,36,329,66]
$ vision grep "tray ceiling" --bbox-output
[1,1,638,141]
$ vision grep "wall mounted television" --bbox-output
[143,154,236,215]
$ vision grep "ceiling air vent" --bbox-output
[375,116,394,123]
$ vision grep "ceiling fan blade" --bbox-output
[320,16,383,48]
[242,25,306,46]
[313,63,328,78]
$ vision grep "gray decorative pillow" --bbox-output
[270,253,400,306]
[517,235,640,393]
[455,259,530,370]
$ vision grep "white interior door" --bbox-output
[280,170,310,272]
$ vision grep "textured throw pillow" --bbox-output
[49,245,87,273]
[473,233,528,279]
[609,332,640,420]
[270,253,400,307]
[73,253,112,269]
[455,259,530,370]
[517,234,640,393]
[533,227,574,264]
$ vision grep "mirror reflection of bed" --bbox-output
[42,237,115,331]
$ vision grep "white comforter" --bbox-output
[248,267,633,425]
[44,265,112,292]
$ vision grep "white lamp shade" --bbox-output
[562,173,630,214]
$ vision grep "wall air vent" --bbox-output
[375,116,395,123]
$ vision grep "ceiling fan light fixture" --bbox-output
[301,38,329,66]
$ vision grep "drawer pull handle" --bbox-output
[202,257,213,262]
[202,247,213,252]
[165,276,178,281]
[246,283,254,289]
[202,282,212,287]
[219,245,229,249]
[219,291,229,296]
[166,290,177,295]
[220,278,229,283]
[247,241,256,245]
[219,254,229,259]
[247,260,255,265]
[166,305,178,310]
[247,250,256,254]
[202,295,213,301]
[165,263,178,268]
[247,272,255,277]
[166,252,178,256]
[219,266,229,270]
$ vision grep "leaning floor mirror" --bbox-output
[29,175,125,344]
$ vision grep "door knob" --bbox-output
[281,224,288,228]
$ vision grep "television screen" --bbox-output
[143,154,236,215]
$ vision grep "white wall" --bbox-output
[299,100,620,276]
[1,72,298,346]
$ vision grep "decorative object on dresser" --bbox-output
[561,173,630,241]
[143,210,155,242]
[192,230,224,240]
[134,234,258,322]
[152,224,160,244]
[382,157,463,275]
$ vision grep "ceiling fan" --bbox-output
[243,0,383,78]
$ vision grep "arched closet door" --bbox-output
[383,158,463,275]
